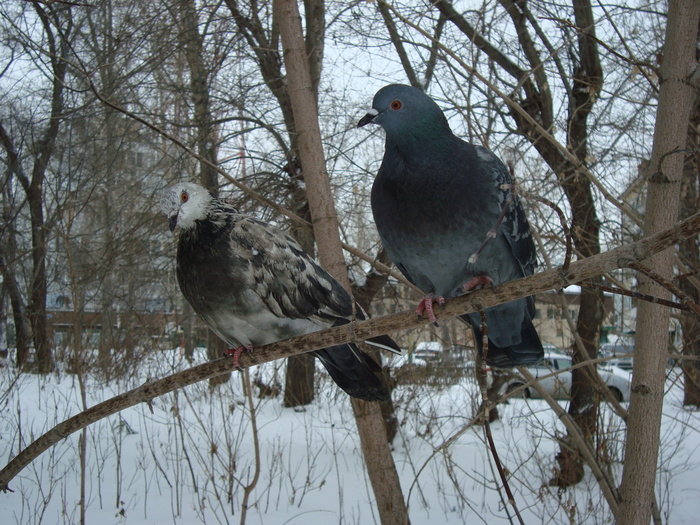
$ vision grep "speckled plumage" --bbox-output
[161,182,399,401]
[359,84,543,367]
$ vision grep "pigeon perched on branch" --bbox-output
[358,84,543,367]
[161,182,400,401]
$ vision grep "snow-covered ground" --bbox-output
[1,350,699,524]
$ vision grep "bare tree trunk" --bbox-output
[284,166,317,407]
[0,3,72,373]
[283,354,315,407]
[275,1,410,522]
[179,0,231,385]
[679,77,700,407]
[0,253,31,367]
[619,2,700,522]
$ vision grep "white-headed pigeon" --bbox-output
[358,84,543,367]
[161,182,400,401]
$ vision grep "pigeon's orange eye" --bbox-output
[181,191,189,203]
[390,100,402,110]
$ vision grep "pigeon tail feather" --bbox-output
[366,334,402,354]
[463,312,543,368]
[313,345,390,401]
[331,315,402,355]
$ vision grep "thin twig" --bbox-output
[239,369,260,525]
[581,281,700,317]
[630,262,700,317]
[479,311,525,524]
[517,189,573,271]
[469,194,512,265]
[519,368,621,518]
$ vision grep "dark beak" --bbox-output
[357,109,379,128]
[168,214,178,232]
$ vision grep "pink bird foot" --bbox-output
[225,344,253,369]
[460,275,493,293]
[416,293,445,326]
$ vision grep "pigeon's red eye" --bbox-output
[390,100,402,110]
[181,192,189,203]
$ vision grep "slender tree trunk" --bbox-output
[284,163,317,407]
[618,2,700,522]
[22,4,72,373]
[283,354,315,407]
[0,253,31,367]
[27,181,51,373]
[180,0,231,385]
[547,0,606,486]
[679,80,700,407]
[275,2,409,522]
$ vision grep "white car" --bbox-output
[501,352,632,402]
[412,341,444,364]
[600,342,635,371]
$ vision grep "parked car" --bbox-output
[501,352,632,402]
[412,341,444,364]
[600,342,635,371]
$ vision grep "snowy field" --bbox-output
[1,350,699,524]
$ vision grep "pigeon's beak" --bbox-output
[168,214,178,232]
[357,108,379,128]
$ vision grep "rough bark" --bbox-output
[679,72,700,407]
[618,2,700,523]
[275,1,410,522]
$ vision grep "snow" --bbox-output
[1,352,699,524]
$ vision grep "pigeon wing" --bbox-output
[476,145,537,278]
[228,215,353,326]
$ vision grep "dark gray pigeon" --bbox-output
[161,182,400,401]
[358,84,543,368]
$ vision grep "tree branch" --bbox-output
[1,211,699,492]
[377,1,421,88]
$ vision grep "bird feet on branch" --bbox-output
[415,293,445,326]
[460,275,494,294]
[225,345,253,369]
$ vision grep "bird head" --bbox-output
[160,182,213,232]
[357,84,451,138]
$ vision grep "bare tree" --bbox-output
[0,2,74,372]
[619,2,700,522]
[275,1,410,522]
[222,0,323,405]
[427,0,606,486]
